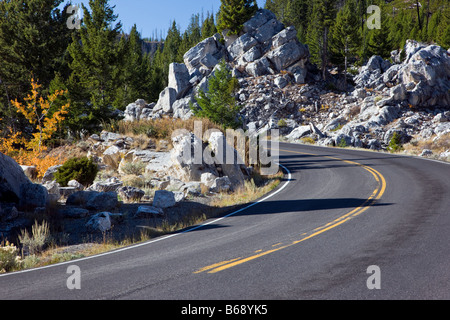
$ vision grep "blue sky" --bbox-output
[68,0,266,39]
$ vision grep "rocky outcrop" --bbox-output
[168,132,219,182]
[355,40,450,108]
[123,9,310,122]
[0,152,32,204]
[0,152,48,210]
[168,130,249,191]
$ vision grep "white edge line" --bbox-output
[0,163,292,278]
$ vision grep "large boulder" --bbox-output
[266,40,309,72]
[271,26,298,48]
[355,40,450,108]
[102,145,125,170]
[243,9,277,34]
[226,9,309,80]
[228,33,259,60]
[245,57,273,77]
[206,131,246,189]
[168,132,219,182]
[183,35,224,75]
[398,44,450,107]
[86,212,112,233]
[66,191,119,212]
[153,87,177,113]
[168,63,191,99]
[89,178,123,193]
[123,99,152,121]
[85,192,119,211]
[153,190,176,209]
[253,18,284,44]
[0,152,31,203]
[19,183,48,210]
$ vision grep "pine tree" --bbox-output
[179,15,203,59]
[148,45,166,103]
[192,60,241,129]
[218,0,258,36]
[284,0,310,43]
[305,0,337,80]
[66,0,123,133]
[330,0,361,73]
[366,2,393,59]
[201,12,218,39]
[435,4,450,48]
[155,21,183,89]
[115,25,153,108]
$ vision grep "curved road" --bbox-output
[1,142,449,300]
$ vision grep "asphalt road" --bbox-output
[1,142,449,300]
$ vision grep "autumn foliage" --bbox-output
[0,78,70,178]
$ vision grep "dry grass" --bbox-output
[211,170,284,208]
[116,117,225,147]
[403,133,450,159]
[8,168,286,272]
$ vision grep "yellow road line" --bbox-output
[195,149,387,274]
[194,257,242,274]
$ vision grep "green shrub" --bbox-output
[388,132,403,152]
[54,156,98,187]
[338,138,349,148]
[277,119,287,128]
[191,59,242,129]
[121,160,146,176]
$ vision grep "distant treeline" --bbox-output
[265,0,449,77]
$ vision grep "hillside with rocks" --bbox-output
[125,9,449,160]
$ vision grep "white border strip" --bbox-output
[0,164,292,277]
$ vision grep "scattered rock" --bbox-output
[211,176,232,193]
[86,212,112,233]
[19,183,48,210]
[0,152,32,203]
[42,165,63,183]
[66,191,119,212]
[89,178,123,193]
[118,186,145,203]
[134,205,164,218]
[68,180,84,191]
[59,207,89,219]
[420,149,433,157]
[153,190,176,209]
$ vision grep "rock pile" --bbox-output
[122,11,449,158]
[124,9,310,123]
[354,40,450,108]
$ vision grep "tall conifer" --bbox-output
[218,0,258,35]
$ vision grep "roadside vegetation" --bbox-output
[0,164,284,273]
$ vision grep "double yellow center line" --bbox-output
[195,149,387,274]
